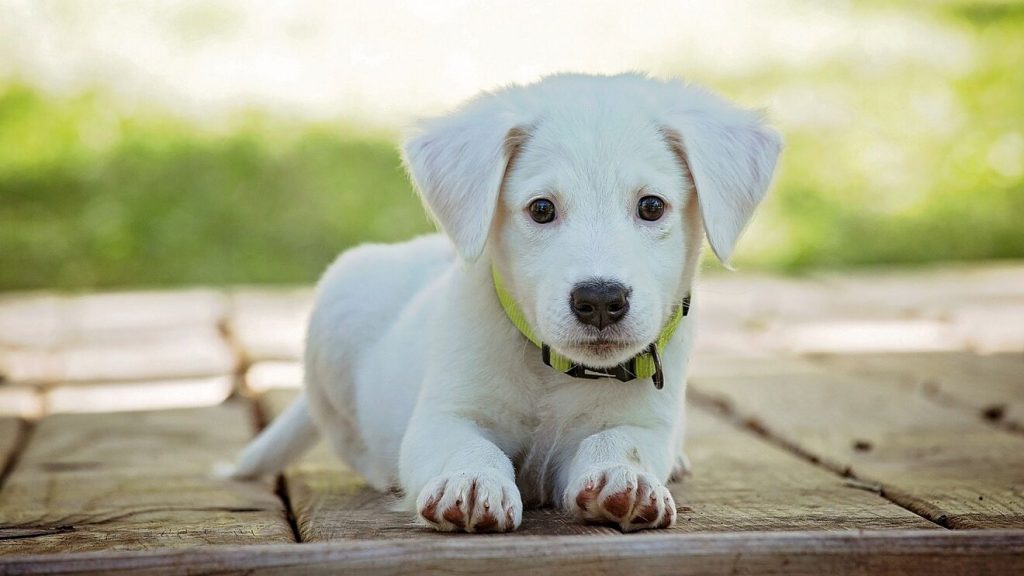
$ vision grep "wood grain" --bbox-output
[676,407,937,532]
[691,364,1024,529]
[0,401,294,554]
[261,388,934,539]
[811,352,1024,430]
[3,529,1023,575]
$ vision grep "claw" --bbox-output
[417,472,522,533]
[567,465,677,532]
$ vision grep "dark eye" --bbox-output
[528,198,557,224]
[637,195,665,221]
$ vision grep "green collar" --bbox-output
[492,267,690,389]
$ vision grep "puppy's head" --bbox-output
[403,74,781,368]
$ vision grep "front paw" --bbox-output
[565,464,676,532]
[416,471,523,533]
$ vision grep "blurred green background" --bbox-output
[1,0,1022,291]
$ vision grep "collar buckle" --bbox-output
[543,344,662,386]
[565,361,637,382]
[647,342,665,390]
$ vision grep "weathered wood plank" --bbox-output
[0,290,234,396]
[807,263,1024,326]
[260,388,933,539]
[760,318,960,354]
[691,361,1024,529]
[693,278,965,357]
[692,273,830,356]
[3,530,1024,576]
[676,407,937,532]
[0,326,238,387]
[228,290,311,363]
[688,353,825,380]
[0,401,294,554]
[697,263,1024,357]
[0,373,234,417]
[59,326,238,383]
[812,352,1024,430]
[44,375,235,414]
[66,290,226,342]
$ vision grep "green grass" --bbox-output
[1,1,1022,291]
[0,87,432,290]
[716,0,1024,270]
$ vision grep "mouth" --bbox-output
[578,338,631,354]
[561,337,643,366]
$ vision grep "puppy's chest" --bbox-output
[496,368,647,436]
[505,386,612,505]
[500,372,614,435]
[470,363,651,472]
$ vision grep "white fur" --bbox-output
[230,73,781,533]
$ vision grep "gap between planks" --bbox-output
[0,402,295,554]
[246,389,303,544]
[687,389,951,530]
[217,315,255,392]
[688,358,1024,530]
[0,419,34,493]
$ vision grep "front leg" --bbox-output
[561,426,677,532]
[400,413,523,533]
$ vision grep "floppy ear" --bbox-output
[401,97,527,262]
[661,87,782,264]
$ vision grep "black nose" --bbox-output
[570,280,631,330]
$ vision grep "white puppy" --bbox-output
[231,73,781,533]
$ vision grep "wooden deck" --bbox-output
[1,264,1022,574]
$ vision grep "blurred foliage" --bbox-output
[722,0,1024,270]
[0,87,431,290]
[1,1,1022,290]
